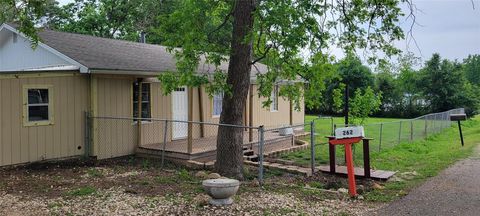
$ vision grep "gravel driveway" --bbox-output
[376,145,480,216]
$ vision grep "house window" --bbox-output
[133,82,151,119]
[212,92,223,117]
[23,85,53,126]
[270,85,279,111]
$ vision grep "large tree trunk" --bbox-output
[215,0,255,179]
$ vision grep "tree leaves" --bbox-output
[157,0,411,109]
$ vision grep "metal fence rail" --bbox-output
[364,108,464,154]
[87,115,312,185]
[310,108,465,166]
[86,108,464,184]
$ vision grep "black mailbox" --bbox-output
[450,114,467,121]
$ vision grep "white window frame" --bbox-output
[212,92,223,118]
[23,85,54,127]
[270,85,279,112]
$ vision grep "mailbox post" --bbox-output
[328,126,365,197]
[450,114,467,146]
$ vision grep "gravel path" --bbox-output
[377,145,480,216]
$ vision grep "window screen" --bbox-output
[27,89,50,121]
[133,83,151,119]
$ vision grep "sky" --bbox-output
[397,0,480,62]
[57,0,480,62]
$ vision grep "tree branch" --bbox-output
[251,44,272,65]
[207,7,234,38]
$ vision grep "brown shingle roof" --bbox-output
[37,29,268,74]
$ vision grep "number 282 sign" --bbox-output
[334,126,365,139]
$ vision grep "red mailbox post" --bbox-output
[329,136,363,197]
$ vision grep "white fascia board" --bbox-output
[89,69,160,76]
[0,23,89,73]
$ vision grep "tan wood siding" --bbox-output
[94,78,173,159]
[141,82,172,147]
[250,85,305,128]
[0,73,89,166]
[94,76,137,159]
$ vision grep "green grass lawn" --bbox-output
[283,115,480,202]
[284,116,405,166]
[284,115,455,166]
[365,115,480,202]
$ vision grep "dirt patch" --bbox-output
[0,157,382,215]
[0,157,200,198]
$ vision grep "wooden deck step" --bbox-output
[316,165,396,180]
[243,149,255,156]
[244,155,259,162]
[245,160,395,180]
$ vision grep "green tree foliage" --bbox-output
[315,55,375,114]
[349,87,382,125]
[396,53,424,117]
[375,69,401,115]
[418,53,478,114]
[463,54,480,85]
[156,0,410,178]
[2,0,416,178]
[332,83,346,114]
[45,0,179,43]
[336,54,375,98]
[0,0,58,46]
[156,0,409,106]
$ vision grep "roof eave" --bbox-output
[1,23,89,73]
[89,69,161,76]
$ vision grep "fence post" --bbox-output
[410,120,414,141]
[424,117,428,138]
[258,125,265,187]
[161,120,168,169]
[331,117,334,135]
[379,123,383,151]
[310,121,316,174]
[398,121,402,145]
[362,138,371,178]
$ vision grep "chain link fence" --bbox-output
[304,108,466,166]
[86,108,464,184]
[87,115,313,185]
[362,108,464,154]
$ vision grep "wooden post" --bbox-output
[137,80,143,147]
[328,136,336,174]
[249,84,254,142]
[344,143,357,197]
[244,96,248,131]
[187,87,193,153]
[198,86,204,138]
[362,138,371,178]
[289,100,293,125]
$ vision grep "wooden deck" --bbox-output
[137,130,308,161]
[317,165,396,180]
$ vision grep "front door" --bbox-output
[172,87,188,139]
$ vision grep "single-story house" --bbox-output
[0,23,305,167]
